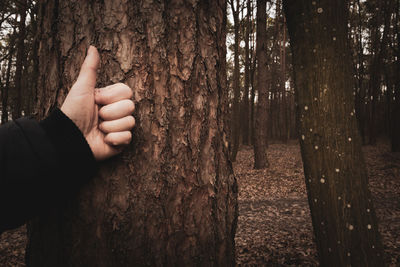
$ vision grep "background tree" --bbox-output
[241,0,251,146]
[283,0,385,266]
[393,0,400,152]
[12,0,27,120]
[26,0,237,266]
[229,0,242,161]
[253,0,269,169]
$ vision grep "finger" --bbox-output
[99,116,135,133]
[99,99,135,121]
[95,83,133,105]
[75,46,100,90]
[104,131,132,146]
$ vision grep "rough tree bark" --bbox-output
[283,0,385,266]
[253,0,269,169]
[27,0,237,266]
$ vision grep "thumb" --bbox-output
[75,45,100,90]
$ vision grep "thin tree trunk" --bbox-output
[283,0,385,266]
[241,0,251,146]
[253,0,269,169]
[27,1,237,266]
[12,0,27,119]
[354,0,366,145]
[393,0,400,152]
[281,16,288,143]
[368,0,391,145]
[1,28,16,124]
[230,0,241,161]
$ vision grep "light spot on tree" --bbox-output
[328,247,331,252]
[348,137,352,142]
[304,105,308,110]
[372,245,375,249]
[315,145,319,150]
[312,1,316,5]
[338,196,341,200]
[347,203,351,208]
[310,128,313,132]
[320,178,325,183]
[314,198,318,202]
[350,112,354,116]
[348,224,354,230]
[347,252,351,257]
[317,7,323,13]
[302,135,305,140]
[333,36,337,41]
[367,224,372,229]
[335,168,340,173]
[367,208,370,212]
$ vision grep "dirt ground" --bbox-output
[1,141,399,266]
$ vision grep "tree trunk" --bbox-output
[281,16,288,143]
[253,0,269,169]
[241,0,251,146]
[230,0,241,161]
[283,1,385,266]
[12,0,27,120]
[393,0,400,152]
[1,28,16,124]
[27,1,237,266]
[368,0,391,145]
[355,0,366,145]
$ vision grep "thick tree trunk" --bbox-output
[12,0,27,120]
[27,1,237,266]
[283,1,385,266]
[253,0,269,169]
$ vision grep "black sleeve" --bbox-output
[0,108,97,233]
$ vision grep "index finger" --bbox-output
[95,83,133,105]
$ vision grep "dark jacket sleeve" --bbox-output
[0,108,97,233]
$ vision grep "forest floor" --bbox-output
[0,141,399,266]
[234,140,400,266]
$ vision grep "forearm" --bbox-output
[0,109,97,233]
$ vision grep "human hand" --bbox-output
[61,46,135,161]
